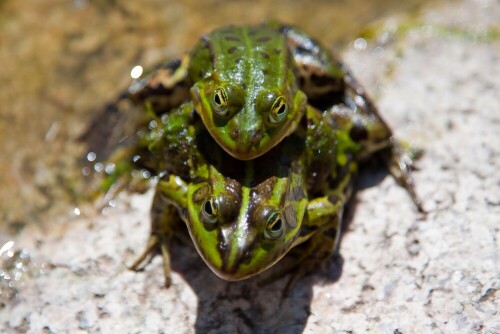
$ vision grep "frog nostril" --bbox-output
[241,250,252,264]
[251,131,262,145]
[231,129,239,139]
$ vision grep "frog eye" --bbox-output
[264,212,284,240]
[212,87,229,117]
[201,196,218,225]
[268,96,288,124]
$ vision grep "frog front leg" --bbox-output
[284,195,344,290]
[129,175,188,287]
[128,56,191,114]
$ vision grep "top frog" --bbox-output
[129,22,356,160]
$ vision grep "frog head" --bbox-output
[186,165,308,280]
[188,26,307,160]
[190,79,307,161]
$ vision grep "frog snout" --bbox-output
[236,128,263,151]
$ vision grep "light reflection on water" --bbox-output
[0,241,33,302]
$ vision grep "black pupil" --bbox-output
[214,91,225,107]
[276,104,286,115]
[204,200,214,216]
[271,218,282,231]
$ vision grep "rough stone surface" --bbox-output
[1,0,498,333]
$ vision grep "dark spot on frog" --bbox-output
[262,69,268,75]
[260,52,270,59]
[228,46,238,54]
[323,226,338,240]
[218,241,227,252]
[296,45,311,55]
[299,76,305,87]
[273,48,281,55]
[225,36,241,42]
[257,36,271,42]
[240,250,253,264]
[327,194,341,206]
[349,125,368,142]
[311,73,341,87]
[231,129,239,139]
[193,185,211,203]
[234,58,241,64]
[241,83,246,90]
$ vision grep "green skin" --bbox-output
[129,95,422,287]
[129,22,351,160]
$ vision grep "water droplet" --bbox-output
[94,163,104,173]
[130,65,143,79]
[354,95,366,107]
[353,38,367,51]
[105,163,116,175]
[141,170,151,179]
[82,167,91,176]
[0,241,14,257]
[87,152,96,162]
[149,120,158,129]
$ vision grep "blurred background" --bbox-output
[0,0,430,233]
[1,1,499,332]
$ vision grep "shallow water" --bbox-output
[0,0,432,232]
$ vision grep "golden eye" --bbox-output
[264,212,284,239]
[201,196,218,225]
[268,96,288,124]
[212,87,229,117]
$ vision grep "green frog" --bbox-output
[126,22,373,160]
[126,98,420,288]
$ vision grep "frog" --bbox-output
[124,95,420,288]
[124,22,376,161]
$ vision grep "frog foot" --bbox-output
[388,138,425,213]
[129,234,172,288]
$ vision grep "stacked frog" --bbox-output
[96,22,422,289]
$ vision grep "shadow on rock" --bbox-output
[168,233,344,334]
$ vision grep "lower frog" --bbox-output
[128,102,339,286]
[123,98,420,288]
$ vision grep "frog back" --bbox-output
[189,25,294,93]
